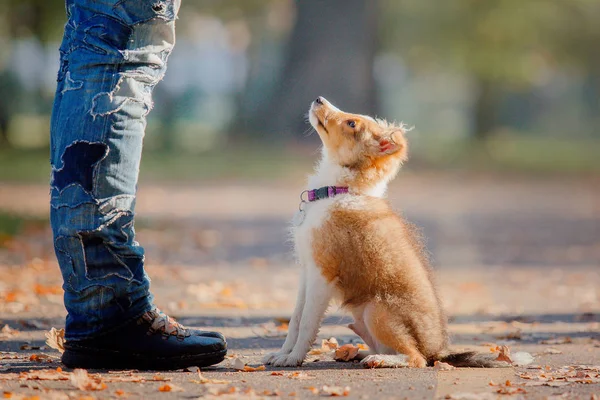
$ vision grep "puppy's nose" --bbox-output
[315,96,323,105]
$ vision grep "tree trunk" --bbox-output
[473,78,498,140]
[232,0,379,141]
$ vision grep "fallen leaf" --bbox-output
[306,386,319,395]
[543,347,562,354]
[191,370,230,384]
[152,375,170,381]
[158,383,184,392]
[321,385,351,397]
[270,371,284,376]
[207,386,238,396]
[308,338,339,355]
[288,372,314,380]
[29,354,53,363]
[334,344,360,362]
[496,386,526,395]
[232,357,266,372]
[158,384,172,392]
[233,358,246,371]
[70,369,107,391]
[0,352,18,360]
[540,337,572,345]
[0,325,18,339]
[322,337,339,350]
[19,369,70,381]
[433,361,456,371]
[512,351,534,366]
[243,365,266,372]
[115,389,126,396]
[494,345,512,364]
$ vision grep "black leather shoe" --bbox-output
[61,308,226,370]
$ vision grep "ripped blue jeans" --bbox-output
[50,0,180,340]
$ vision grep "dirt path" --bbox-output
[0,172,598,398]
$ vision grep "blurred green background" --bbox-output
[0,0,599,181]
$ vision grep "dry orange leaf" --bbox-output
[70,369,107,391]
[334,344,360,362]
[45,327,65,354]
[306,386,319,395]
[191,370,230,384]
[29,354,52,362]
[433,361,455,371]
[233,357,266,372]
[158,383,183,392]
[321,385,351,397]
[19,369,70,381]
[207,386,238,396]
[494,345,513,364]
[309,338,339,355]
[0,325,18,339]
[158,384,172,392]
[244,365,266,372]
[115,389,126,396]
[289,372,314,380]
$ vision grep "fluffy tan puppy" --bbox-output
[264,97,507,369]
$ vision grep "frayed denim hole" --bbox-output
[90,74,155,118]
[113,0,178,25]
[79,232,135,281]
[55,236,78,292]
[52,141,108,193]
[78,211,144,283]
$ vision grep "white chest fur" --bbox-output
[292,198,334,266]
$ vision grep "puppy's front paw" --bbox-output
[263,351,288,365]
[269,352,305,367]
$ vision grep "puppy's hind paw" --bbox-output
[362,354,409,369]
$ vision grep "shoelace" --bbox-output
[139,308,190,340]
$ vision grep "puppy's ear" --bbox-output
[377,127,405,156]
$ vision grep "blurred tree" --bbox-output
[232,0,379,141]
[542,0,600,131]
[380,0,600,139]
[0,0,64,148]
[0,0,65,42]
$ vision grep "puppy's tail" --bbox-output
[435,351,511,368]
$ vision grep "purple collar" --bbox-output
[295,186,349,225]
[305,186,349,202]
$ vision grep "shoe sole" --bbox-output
[62,348,227,371]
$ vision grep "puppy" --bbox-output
[264,97,507,368]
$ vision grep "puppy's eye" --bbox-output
[347,120,356,128]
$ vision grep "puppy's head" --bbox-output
[308,96,408,171]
